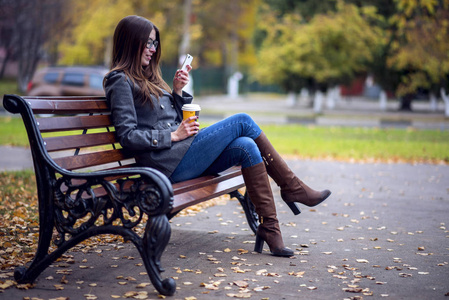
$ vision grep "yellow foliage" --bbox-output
[389,1,449,96]
[59,0,135,65]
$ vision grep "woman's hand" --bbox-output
[173,65,192,96]
[171,116,199,142]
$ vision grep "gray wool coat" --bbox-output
[104,71,195,178]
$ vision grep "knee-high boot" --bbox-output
[255,132,331,215]
[241,162,293,257]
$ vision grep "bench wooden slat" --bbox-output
[38,115,112,132]
[53,149,131,170]
[171,175,245,213]
[44,132,118,152]
[25,98,109,114]
[172,167,242,195]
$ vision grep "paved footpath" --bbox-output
[1,94,448,299]
[1,159,448,299]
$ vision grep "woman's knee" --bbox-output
[234,112,254,124]
[235,137,262,166]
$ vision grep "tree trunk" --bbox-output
[0,49,11,79]
[379,90,387,111]
[399,94,413,111]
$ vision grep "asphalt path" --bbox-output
[0,159,448,299]
[0,94,448,299]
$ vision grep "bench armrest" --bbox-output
[54,166,174,218]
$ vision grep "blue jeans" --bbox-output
[169,113,263,183]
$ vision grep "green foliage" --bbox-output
[252,2,384,92]
[388,0,449,96]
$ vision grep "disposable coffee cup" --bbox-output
[182,104,201,122]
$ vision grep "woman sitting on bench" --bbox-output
[103,15,331,257]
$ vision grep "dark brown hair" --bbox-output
[107,15,171,103]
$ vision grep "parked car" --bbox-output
[27,66,109,96]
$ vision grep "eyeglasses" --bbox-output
[146,39,158,50]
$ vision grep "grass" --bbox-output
[264,126,449,163]
[1,116,448,164]
[0,116,28,146]
[0,79,20,97]
[263,125,449,164]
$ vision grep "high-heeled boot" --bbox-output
[241,162,293,257]
[255,132,331,215]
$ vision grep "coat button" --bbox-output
[167,123,171,127]
[160,104,165,109]
[153,139,158,145]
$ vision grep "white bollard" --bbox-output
[286,91,297,107]
[429,92,438,112]
[440,88,449,117]
[227,72,243,99]
[314,90,324,114]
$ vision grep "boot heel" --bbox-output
[254,234,264,253]
[286,202,301,215]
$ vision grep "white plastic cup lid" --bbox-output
[182,104,201,111]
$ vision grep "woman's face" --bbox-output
[141,29,157,67]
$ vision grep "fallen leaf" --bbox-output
[226,293,251,298]
[343,287,363,293]
[233,280,249,288]
[256,269,267,276]
[253,286,270,292]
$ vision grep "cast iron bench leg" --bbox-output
[139,214,176,296]
[229,190,259,234]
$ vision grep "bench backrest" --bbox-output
[5,95,134,173]
[3,94,246,217]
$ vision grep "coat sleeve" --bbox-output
[104,72,172,151]
[171,90,193,120]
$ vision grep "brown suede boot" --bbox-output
[255,132,331,215]
[241,163,293,257]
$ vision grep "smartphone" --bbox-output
[181,54,193,71]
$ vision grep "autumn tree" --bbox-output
[0,0,68,92]
[386,0,449,110]
[192,0,260,73]
[252,2,383,109]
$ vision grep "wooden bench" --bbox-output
[2,94,259,296]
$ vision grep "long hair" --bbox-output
[107,15,171,105]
